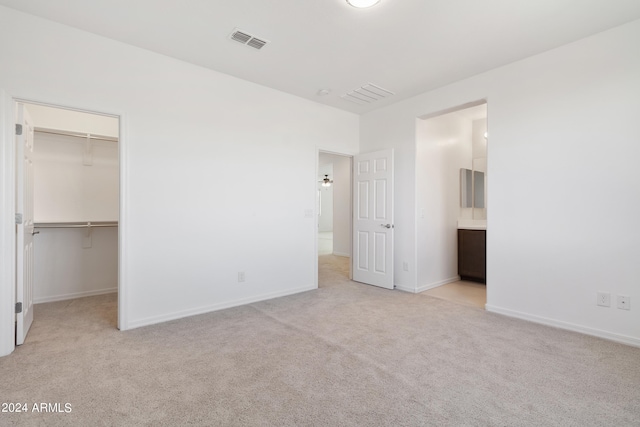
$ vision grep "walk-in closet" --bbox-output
[24,103,119,321]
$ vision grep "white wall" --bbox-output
[330,155,351,257]
[0,6,359,355]
[361,19,640,345]
[34,227,118,303]
[34,132,119,222]
[318,186,334,232]
[416,113,472,291]
[471,118,488,220]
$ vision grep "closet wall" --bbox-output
[27,104,119,303]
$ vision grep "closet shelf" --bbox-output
[34,221,118,229]
[35,127,118,142]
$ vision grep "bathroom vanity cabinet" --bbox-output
[458,229,486,283]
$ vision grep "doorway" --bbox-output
[317,151,352,287]
[416,101,488,308]
[15,101,120,344]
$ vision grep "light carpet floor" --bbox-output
[1,255,639,426]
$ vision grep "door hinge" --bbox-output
[15,213,23,225]
[15,123,23,135]
[15,302,22,314]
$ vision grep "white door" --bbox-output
[352,149,394,289]
[16,103,35,345]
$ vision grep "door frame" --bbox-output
[15,103,35,345]
[315,148,354,288]
[415,99,488,297]
[0,91,129,356]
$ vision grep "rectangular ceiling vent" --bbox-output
[230,28,268,50]
[341,83,395,105]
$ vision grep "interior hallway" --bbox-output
[318,231,350,288]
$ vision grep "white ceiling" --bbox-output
[2,0,639,114]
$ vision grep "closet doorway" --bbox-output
[15,101,120,345]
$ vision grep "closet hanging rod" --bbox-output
[34,221,118,229]
[34,127,118,143]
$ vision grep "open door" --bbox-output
[352,149,394,289]
[15,103,35,345]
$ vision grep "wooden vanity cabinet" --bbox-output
[458,229,486,283]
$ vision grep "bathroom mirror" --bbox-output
[460,169,473,208]
[474,171,485,208]
[460,168,485,208]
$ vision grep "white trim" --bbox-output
[412,117,420,298]
[486,304,640,348]
[317,147,358,157]
[128,284,316,330]
[117,113,128,331]
[395,284,417,293]
[415,276,461,293]
[396,276,461,294]
[34,288,117,304]
[0,90,16,357]
[313,152,319,290]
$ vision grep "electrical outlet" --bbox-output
[403,261,409,272]
[617,295,630,310]
[238,272,245,282]
[597,292,611,307]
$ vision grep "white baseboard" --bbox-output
[486,304,640,348]
[416,276,461,293]
[397,276,461,294]
[395,284,417,293]
[332,251,350,258]
[127,284,316,330]
[395,276,460,294]
[35,287,117,304]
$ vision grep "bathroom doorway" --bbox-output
[416,101,488,308]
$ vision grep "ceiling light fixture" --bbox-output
[346,0,380,8]
[320,175,333,188]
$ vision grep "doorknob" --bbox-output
[380,224,392,229]
[31,230,40,236]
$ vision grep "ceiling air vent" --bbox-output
[230,28,268,50]
[341,83,395,105]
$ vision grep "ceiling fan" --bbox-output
[319,174,333,188]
